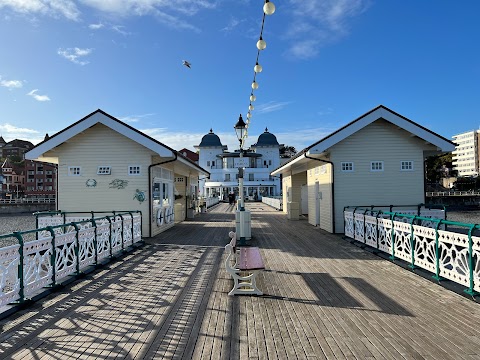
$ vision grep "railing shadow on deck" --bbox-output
[260,270,413,316]
[0,243,224,359]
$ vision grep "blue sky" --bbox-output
[0,0,479,153]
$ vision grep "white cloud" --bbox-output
[0,0,81,20]
[286,0,370,59]
[119,113,155,123]
[112,25,130,36]
[57,47,93,65]
[0,78,23,89]
[0,123,46,144]
[0,1,218,31]
[275,127,333,152]
[138,126,331,156]
[255,101,292,114]
[27,89,50,101]
[221,17,244,33]
[88,23,104,30]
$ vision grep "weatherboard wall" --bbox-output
[51,123,155,235]
[307,163,333,233]
[329,119,435,233]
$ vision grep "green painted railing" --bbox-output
[344,207,480,297]
[0,211,143,314]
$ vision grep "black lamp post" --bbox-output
[234,114,247,245]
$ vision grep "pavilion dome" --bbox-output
[198,129,223,147]
[254,128,279,147]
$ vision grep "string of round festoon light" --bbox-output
[241,0,276,148]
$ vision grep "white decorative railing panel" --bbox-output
[0,211,143,309]
[437,230,470,288]
[344,211,354,239]
[0,244,20,307]
[412,225,436,273]
[344,208,479,296]
[79,227,96,269]
[23,238,53,298]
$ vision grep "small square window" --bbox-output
[341,162,354,172]
[401,161,414,171]
[97,166,111,175]
[128,165,141,175]
[68,166,81,176]
[371,161,384,172]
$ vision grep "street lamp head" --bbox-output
[234,114,247,143]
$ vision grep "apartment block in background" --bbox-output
[452,130,480,177]
[24,160,57,199]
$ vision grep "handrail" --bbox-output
[343,207,480,297]
[0,198,56,204]
[0,211,143,312]
[426,190,480,197]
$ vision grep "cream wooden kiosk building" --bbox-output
[271,105,455,233]
[26,109,209,238]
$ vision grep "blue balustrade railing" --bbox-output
[343,206,480,297]
[0,211,142,312]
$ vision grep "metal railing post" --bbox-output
[389,212,397,261]
[91,217,98,266]
[432,220,443,282]
[105,215,113,258]
[119,214,125,251]
[47,226,56,287]
[12,232,25,304]
[129,212,134,244]
[464,225,480,297]
[71,223,81,275]
[409,216,417,270]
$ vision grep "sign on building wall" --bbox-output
[234,158,249,168]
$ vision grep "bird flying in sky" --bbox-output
[182,60,191,68]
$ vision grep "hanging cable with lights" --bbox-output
[240,0,275,148]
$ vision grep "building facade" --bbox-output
[1,139,34,158]
[1,159,25,199]
[24,160,57,199]
[25,109,209,237]
[272,105,455,234]
[195,128,282,201]
[452,130,480,177]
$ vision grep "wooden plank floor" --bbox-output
[1,202,480,359]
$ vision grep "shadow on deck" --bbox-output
[1,202,480,359]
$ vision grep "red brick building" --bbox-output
[24,160,57,199]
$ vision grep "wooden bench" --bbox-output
[225,231,265,296]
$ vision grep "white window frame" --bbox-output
[128,165,141,176]
[370,161,384,172]
[400,161,414,171]
[97,166,111,175]
[68,166,81,176]
[341,162,354,172]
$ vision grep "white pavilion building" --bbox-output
[195,128,282,201]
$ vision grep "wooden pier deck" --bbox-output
[1,202,480,359]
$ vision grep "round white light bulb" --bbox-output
[250,94,256,102]
[251,81,259,89]
[256,38,266,50]
[264,1,276,15]
[249,104,254,111]
[254,64,263,73]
